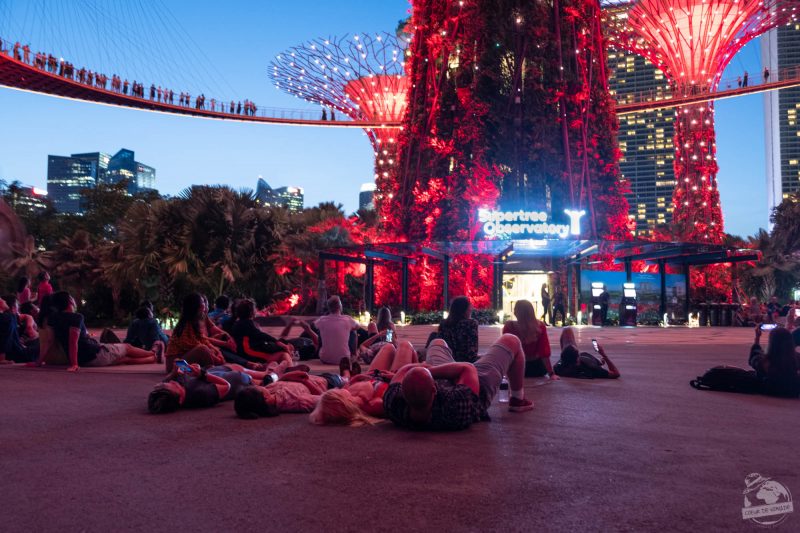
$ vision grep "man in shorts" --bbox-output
[383,334,533,431]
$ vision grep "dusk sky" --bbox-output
[0,0,769,237]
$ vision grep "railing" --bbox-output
[615,65,800,114]
[0,36,379,125]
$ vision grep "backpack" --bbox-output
[689,366,762,394]
[285,337,316,361]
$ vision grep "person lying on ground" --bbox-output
[553,327,620,379]
[382,334,534,431]
[146,361,306,413]
[502,299,557,379]
[749,325,800,398]
[277,318,319,360]
[234,368,346,419]
[231,299,293,366]
[123,303,169,351]
[165,293,226,372]
[48,291,160,371]
[309,339,418,425]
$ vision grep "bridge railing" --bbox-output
[0,36,364,124]
[613,65,800,107]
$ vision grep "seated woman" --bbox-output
[749,325,800,398]
[356,307,397,364]
[231,299,292,366]
[502,299,556,379]
[437,296,479,363]
[19,301,40,343]
[47,291,159,371]
[0,295,38,363]
[164,293,225,372]
[554,327,620,379]
[123,303,169,352]
[147,361,286,413]
[199,294,239,356]
[310,339,419,425]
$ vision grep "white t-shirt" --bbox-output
[314,314,358,364]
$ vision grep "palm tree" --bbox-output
[46,230,102,306]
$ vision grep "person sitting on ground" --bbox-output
[123,302,169,351]
[437,296,479,363]
[164,293,225,372]
[383,334,534,431]
[231,299,293,366]
[0,295,38,363]
[310,339,419,425]
[749,325,800,398]
[314,295,359,365]
[199,294,238,356]
[766,296,782,323]
[28,295,66,366]
[47,291,160,371]
[357,306,397,364]
[6,295,39,344]
[146,361,294,413]
[502,299,557,379]
[36,271,53,307]
[553,327,620,379]
[207,295,231,326]
[17,276,31,305]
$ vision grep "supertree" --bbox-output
[269,31,410,226]
[605,0,799,243]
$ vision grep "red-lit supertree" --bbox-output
[270,32,410,222]
[605,0,799,243]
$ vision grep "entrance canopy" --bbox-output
[319,239,760,313]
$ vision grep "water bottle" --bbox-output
[498,375,509,403]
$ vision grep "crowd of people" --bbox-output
[2,272,799,431]
[1,37,260,117]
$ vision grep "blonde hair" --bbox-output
[309,389,378,427]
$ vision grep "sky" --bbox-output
[0,0,770,237]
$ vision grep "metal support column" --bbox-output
[365,259,374,313]
[442,255,450,311]
[625,259,632,283]
[659,259,667,317]
[684,264,691,320]
[317,254,327,315]
[401,258,409,313]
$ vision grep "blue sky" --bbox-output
[0,0,768,237]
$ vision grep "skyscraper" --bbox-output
[763,23,800,220]
[359,183,375,211]
[254,177,304,213]
[105,149,156,194]
[47,152,108,214]
[605,6,675,237]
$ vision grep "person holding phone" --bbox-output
[357,307,397,364]
[553,327,620,379]
[749,325,800,397]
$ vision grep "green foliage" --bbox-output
[409,309,498,325]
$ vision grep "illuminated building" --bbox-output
[47,152,108,214]
[104,149,156,194]
[359,182,375,211]
[255,177,304,212]
[605,5,676,237]
[763,22,800,217]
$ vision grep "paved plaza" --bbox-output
[1,325,798,532]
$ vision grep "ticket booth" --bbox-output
[590,282,606,326]
[619,282,638,326]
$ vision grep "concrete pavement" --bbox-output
[1,326,797,532]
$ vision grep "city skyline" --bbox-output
[0,0,773,236]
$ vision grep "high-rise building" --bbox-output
[0,181,50,213]
[763,23,800,220]
[359,183,375,211]
[47,152,108,214]
[105,149,156,194]
[254,177,304,212]
[605,7,676,237]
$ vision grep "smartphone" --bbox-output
[591,339,599,352]
[760,323,778,331]
[385,329,394,342]
[175,359,193,374]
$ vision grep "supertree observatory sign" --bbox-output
[478,208,585,239]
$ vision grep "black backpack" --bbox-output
[690,366,762,394]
